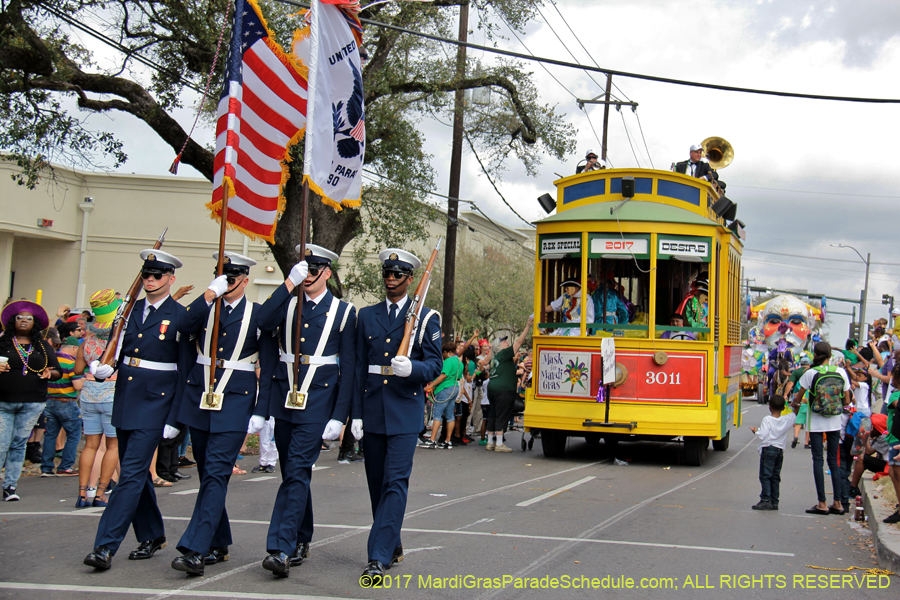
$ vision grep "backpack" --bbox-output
[808,366,845,417]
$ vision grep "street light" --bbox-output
[831,244,871,341]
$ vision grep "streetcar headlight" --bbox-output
[614,363,628,387]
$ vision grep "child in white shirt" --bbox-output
[749,394,797,511]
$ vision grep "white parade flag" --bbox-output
[295,0,365,210]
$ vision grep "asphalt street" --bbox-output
[0,398,892,599]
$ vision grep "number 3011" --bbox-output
[645,372,681,385]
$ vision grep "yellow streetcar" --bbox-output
[525,146,744,466]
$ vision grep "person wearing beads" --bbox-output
[253,244,357,578]
[83,250,214,571]
[0,300,61,502]
[355,249,443,584]
[165,251,266,576]
[74,289,123,508]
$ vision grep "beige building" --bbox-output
[0,159,533,317]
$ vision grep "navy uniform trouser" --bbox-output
[363,432,417,564]
[94,428,164,553]
[176,428,245,555]
[267,419,323,554]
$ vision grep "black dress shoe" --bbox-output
[84,546,113,570]
[171,551,205,575]
[205,546,230,565]
[172,471,191,480]
[262,551,290,577]
[388,544,403,568]
[129,536,167,560]
[290,542,310,567]
[360,560,385,587]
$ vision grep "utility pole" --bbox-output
[441,1,468,338]
[577,76,638,162]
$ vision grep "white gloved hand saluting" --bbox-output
[322,419,343,440]
[391,355,412,378]
[351,419,364,440]
[208,275,229,298]
[163,425,181,440]
[288,261,309,286]
[248,415,266,434]
[90,360,114,380]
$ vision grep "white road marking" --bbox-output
[456,517,494,531]
[312,466,330,471]
[516,476,596,507]
[480,436,758,600]
[244,476,277,482]
[402,545,443,555]
[169,489,200,495]
[0,582,353,600]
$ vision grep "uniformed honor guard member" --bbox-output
[166,252,264,575]
[356,249,442,583]
[254,244,357,577]
[84,250,207,570]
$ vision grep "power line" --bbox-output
[729,184,900,200]
[463,131,534,228]
[618,109,641,167]
[744,247,900,267]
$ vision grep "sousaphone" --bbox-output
[701,136,734,170]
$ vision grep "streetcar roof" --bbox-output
[535,200,718,228]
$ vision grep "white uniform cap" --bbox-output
[140,249,183,270]
[379,248,422,270]
[296,244,339,265]
[585,148,597,157]
[690,143,703,152]
[212,251,257,270]
[892,307,900,316]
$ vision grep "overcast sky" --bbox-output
[65,0,900,340]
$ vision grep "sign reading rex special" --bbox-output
[541,237,581,254]
[659,239,709,258]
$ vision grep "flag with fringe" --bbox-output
[294,0,365,211]
[209,0,308,242]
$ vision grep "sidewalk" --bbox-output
[862,471,900,573]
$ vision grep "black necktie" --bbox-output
[220,305,231,325]
[145,305,155,324]
[389,303,398,324]
[305,299,315,313]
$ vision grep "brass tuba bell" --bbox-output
[701,136,734,170]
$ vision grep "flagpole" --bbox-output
[205,185,229,409]
[288,0,319,409]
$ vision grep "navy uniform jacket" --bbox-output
[256,284,356,426]
[112,295,206,431]
[354,301,442,435]
[174,296,263,434]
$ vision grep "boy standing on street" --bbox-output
[749,394,797,511]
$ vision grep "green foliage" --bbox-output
[428,245,534,339]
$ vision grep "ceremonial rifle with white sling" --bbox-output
[397,238,442,358]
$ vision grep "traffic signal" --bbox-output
[849,322,861,340]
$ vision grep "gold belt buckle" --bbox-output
[299,355,310,365]
[380,366,394,376]
[128,357,141,368]
[215,358,226,368]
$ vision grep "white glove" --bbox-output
[248,415,266,434]
[288,261,309,286]
[90,360,114,379]
[208,275,229,298]
[391,355,412,378]
[322,419,343,440]
[163,425,181,440]
[351,419,364,440]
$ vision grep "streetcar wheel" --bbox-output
[521,435,527,451]
[683,436,707,466]
[528,436,534,450]
[541,430,567,458]
[712,431,730,452]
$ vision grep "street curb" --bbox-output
[862,473,900,573]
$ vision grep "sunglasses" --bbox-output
[15,315,34,322]
[141,271,169,280]
[212,271,246,286]
[382,269,410,280]
[308,265,329,277]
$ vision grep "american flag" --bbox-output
[209,0,308,242]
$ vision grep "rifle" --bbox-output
[398,238,442,357]
[98,228,168,368]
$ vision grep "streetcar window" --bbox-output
[586,257,650,337]
[655,258,707,341]
[539,257,589,336]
